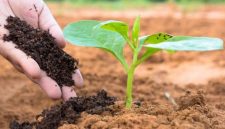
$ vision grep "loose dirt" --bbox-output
[0,4,225,129]
[10,90,115,129]
[3,16,78,87]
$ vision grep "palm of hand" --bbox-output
[0,0,83,101]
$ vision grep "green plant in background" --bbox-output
[63,17,223,108]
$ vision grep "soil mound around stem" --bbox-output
[57,91,220,129]
[3,16,78,87]
[9,90,116,129]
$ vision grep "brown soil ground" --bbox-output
[1,4,225,129]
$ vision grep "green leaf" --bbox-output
[138,33,173,51]
[95,20,129,40]
[140,33,173,45]
[132,16,140,47]
[144,36,224,51]
[63,20,128,70]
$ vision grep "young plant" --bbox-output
[63,17,223,108]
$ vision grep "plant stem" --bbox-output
[125,49,159,108]
[125,50,138,108]
[125,64,135,108]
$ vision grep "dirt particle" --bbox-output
[134,100,142,107]
[33,4,38,12]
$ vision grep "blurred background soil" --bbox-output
[1,0,225,128]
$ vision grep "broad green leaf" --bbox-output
[144,36,224,51]
[63,20,128,68]
[95,20,129,40]
[132,16,140,47]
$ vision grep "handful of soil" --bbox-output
[3,16,78,87]
[10,90,116,129]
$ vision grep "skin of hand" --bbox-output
[0,0,83,101]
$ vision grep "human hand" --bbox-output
[0,0,83,101]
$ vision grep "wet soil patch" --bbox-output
[10,90,116,129]
[3,16,78,87]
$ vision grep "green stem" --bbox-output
[125,49,159,108]
[125,64,136,108]
[125,49,138,108]
[125,50,157,108]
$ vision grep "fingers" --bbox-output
[0,15,41,80]
[1,44,83,100]
[61,69,84,101]
[0,41,41,79]
[62,86,77,101]
[1,41,82,101]
[61,69,83,101]
[73,69,84,87]
[35,71,62,99]
[0,15,9,39]
[38,3,66,48]
[34,69,82,100]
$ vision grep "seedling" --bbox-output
[63,17,223,108]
